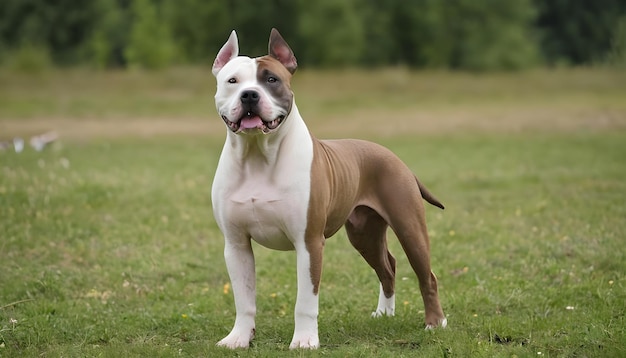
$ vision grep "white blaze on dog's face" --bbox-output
[212,29,298,134]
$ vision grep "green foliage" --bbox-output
[125,0,176,69]
[534,0,626,65]
[297,0,365,67]
[163,0,230,63]
[0,0,625,70]
[451,0,539,70]
[409,0,539,71]
[85,0,127,69]
[0,0,99,66]
[2,44,52,73]
[227,0,298,59]
[358,2,397,67]
[607,15,626,68]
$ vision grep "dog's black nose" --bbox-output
[240,90,260,105]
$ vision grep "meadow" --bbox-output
[1,67,625,357]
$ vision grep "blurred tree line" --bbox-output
[0,0,624,71]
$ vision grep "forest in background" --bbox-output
[1,0,625,71]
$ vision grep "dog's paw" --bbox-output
[425,317,448,330]
[216,328,255,349]
[372,290,395,318]
[371,308,395,318]
[289,332,320,349]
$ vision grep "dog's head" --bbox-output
[212,29,297,135]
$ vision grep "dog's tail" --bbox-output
[415,177,445,210]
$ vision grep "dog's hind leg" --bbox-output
[384,199,447,329]
[345,205,396,317]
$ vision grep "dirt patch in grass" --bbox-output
[308,106,625,138]
[0,117,221,141]
[2,105,624,142]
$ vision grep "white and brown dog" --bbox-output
[211,29,447,349]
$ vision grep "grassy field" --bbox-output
[1,67,625,357]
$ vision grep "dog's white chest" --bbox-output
[212,119,314,251]
[226,179,301,250]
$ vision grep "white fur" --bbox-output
[290,242,320,349]
[371,283,395,317]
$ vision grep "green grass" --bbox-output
[1,68,625,357]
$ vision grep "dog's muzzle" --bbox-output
[221,90,286,134]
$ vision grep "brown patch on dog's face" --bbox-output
[256,56,294,121]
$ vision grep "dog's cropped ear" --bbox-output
[268,28,297,74]
[212,30,239,76]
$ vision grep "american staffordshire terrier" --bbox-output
[211,29,447,349]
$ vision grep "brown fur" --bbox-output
[303,136,445,326]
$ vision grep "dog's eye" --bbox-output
[267,76,278,83]
[227,78,237,84]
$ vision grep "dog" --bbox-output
[211,28,447,349]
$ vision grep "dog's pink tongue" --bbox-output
[240,115,263,129]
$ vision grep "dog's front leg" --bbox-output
[290,240,322,349]
[217,239,256,349]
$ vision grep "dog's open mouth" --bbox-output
[222,112,285,133]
